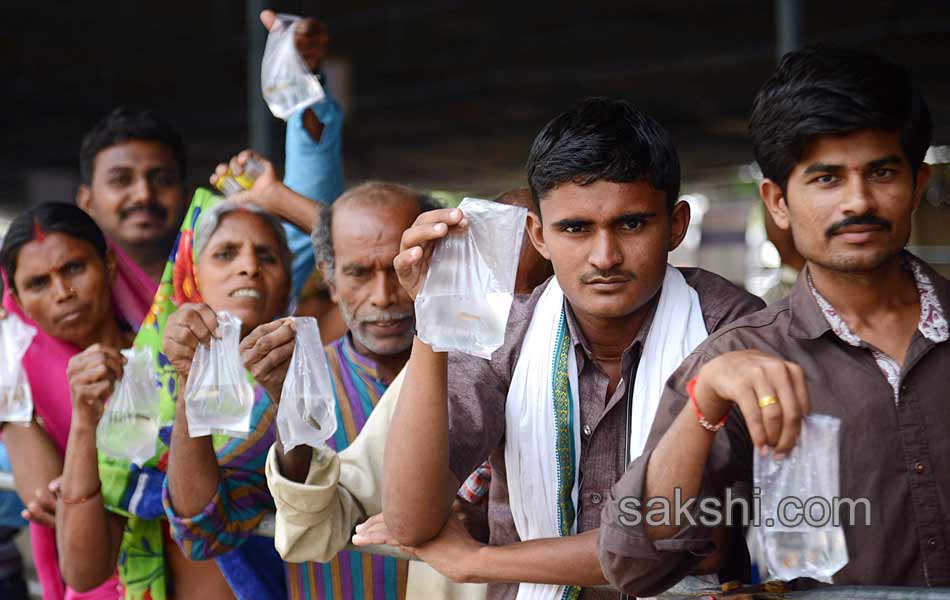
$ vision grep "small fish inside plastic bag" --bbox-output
[96,347,161,465]
[261,13,326,120]
[415,198,527,359]
[184,312,255,438]
[0,313,37,424]
[277,317,337,452]
[755,414,849,583]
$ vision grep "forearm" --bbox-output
[166,381,221,516]
[3,421,62,507]
[468,530,605,586]
[274,435,313,483]
[643,404,716,540]
[56,423,122,590]
[383,338,457,545]
[263,182,320,232]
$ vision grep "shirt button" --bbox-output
[900,383,909,395]
[929,538,938,549]
[591,493,602,505]
[915,462,926,474]
[583,424,593,437]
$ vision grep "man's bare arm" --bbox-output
[382,338,460,546]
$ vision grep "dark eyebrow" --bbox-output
[867,155,903,170]
[104,165,134,174]
[803,154,904,176]
[552,218,594,229]
[611,212,656,225]
[803,162,842,175]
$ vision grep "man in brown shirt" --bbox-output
[599,46,949,595]
[377,98,763,600]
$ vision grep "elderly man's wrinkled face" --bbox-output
[194,212,291,335]
[328,197,419,357]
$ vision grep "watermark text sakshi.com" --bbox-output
[616,487,871,528]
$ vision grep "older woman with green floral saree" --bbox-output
[56,189,296,600]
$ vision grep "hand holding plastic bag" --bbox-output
[261,14,326,120]
[755,414,849,582]
[184,312,255,438]
[415,198,527,359]
[0,313,36,423]
[96,347,161,465]
[277,317,337,452]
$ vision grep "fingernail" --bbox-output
[354,523,364,533]
[773,453,786,461]
[435,223,446,233]
[759,445,769,456]
[451,209,461,219]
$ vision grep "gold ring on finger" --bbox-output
[758,395,779,409]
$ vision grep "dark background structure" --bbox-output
[3,0,950,210]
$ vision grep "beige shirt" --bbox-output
[265,369,487,600]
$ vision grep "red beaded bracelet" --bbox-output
[687,377,727,432]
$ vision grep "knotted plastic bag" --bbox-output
[0,314,36,424]
[184,312,255,438]
[415,198,527,359]
[755,414,849,582]
[277,317,337,451]
[261,14,326,120]
[96,347,160,465]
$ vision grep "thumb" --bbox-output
[260,9,277,31]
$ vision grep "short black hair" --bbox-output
[1,203,108,293]
[525,97,681,212]
[749,45,932,192]
[79,106,187,185]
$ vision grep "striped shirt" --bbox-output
[284,334,409,600]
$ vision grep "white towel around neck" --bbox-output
[504,267,707,600]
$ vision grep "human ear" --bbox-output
[760,179,791,230]
[525,211,550,260]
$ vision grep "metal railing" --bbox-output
[2,475,949,599]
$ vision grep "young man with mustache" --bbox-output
[598,46,950,595]
[76,107,189,284]
[378,98,764,600]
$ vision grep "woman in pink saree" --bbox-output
[0,203,156,600]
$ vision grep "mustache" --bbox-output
[118,203,167,221]
[355,310,414,324]
[579,270,636,284]
[826,214,892,238]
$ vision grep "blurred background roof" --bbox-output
[3,0,950,209]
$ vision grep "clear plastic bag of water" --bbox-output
[755,414,849,582]
[415,197,527,359]
[277,317,337,452]
[0,314,36,424]
[184,311,255,438]
[261,14,326,120]
[96,347,161,465]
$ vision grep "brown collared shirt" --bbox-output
[599,255,950,596]
[447,268,764,600]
